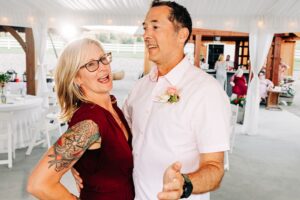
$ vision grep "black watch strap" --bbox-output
[180,174,193,199]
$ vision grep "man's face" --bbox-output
[143,6,183,64]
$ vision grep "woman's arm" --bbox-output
[27,120,100,200]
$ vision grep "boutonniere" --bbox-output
[158,86,180,103]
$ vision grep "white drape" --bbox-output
[242,21,274,135]
[33,19,49,109]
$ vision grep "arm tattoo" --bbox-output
[48,120,100,172]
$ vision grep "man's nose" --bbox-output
[143,29,151,41]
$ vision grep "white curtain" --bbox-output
[242,21,274,135]
[33,19,49,109]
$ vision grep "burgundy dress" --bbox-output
[232,76,248,96]
[69,98,134,200]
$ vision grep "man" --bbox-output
[73,1,230,199]
[123,1,230,199]
[226,54,234,70]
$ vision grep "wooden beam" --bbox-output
[192,28,248,37]
[25,28,36,95]
[194,35,202,67]
[2,26,26,52]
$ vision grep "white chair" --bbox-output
[26,106,63,155]
[0,112,14,168]
[224,104,239,171]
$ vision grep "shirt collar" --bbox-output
[148,56,190,85]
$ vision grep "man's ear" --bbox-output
[178,27,189,44]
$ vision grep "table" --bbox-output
[266,90,282,111]
[0,95,43,152]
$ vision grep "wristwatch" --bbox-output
[180,174,193,199]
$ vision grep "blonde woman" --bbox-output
[27,38,134,200]
[214,54,229,90]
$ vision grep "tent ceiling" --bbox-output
[1,0,300,32]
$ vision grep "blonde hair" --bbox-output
[54,38,104,121]
[218,54,224,61]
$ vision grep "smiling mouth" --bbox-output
[98,74,110,83]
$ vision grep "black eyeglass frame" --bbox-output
[80,52,112,72]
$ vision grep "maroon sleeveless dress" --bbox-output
[69,97,134,200]
[232,76,247,96]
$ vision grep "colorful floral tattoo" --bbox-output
[48,120,100,172]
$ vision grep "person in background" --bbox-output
[279,59,290,83]
[259,70,274,104]
[27,38,135,200]
[225,54,234,70]
[200,58,209,70]
[215,54,229,90]
[230,68,248,100]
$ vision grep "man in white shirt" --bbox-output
[73,1,230,199]
[123,1,231,199]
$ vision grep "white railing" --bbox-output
[0,37,145,53]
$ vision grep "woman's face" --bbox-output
[75,43,113,97]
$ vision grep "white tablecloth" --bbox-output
[0,95,43,152]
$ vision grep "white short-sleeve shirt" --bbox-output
[123,56,231,200]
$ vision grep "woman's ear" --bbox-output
[74,75,82,87]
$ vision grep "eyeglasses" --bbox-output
[80,52,112,72]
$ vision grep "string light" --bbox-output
[107,19,112,25]
[257,20,264,28]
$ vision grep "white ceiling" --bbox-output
[1,0,300,33]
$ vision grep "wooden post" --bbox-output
[194,34,202,67]
[272,36,282,86]
[25,28,36,95]
[234,41,239,69]
[266,36,281,110]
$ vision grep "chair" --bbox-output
[26,105,63,155]
[0,112,14,168]
[224,104,239,171]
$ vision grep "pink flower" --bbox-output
[167,87,178,96]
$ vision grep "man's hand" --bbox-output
[71,168,83,193]
[157,162,185,200]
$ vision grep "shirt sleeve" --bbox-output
[191,83,231,153]
[122,94,133,129]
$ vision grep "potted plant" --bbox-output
[231,96,246,124]
[0,72,11,87]
[0,72,11,103]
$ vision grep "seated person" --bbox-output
[259,71,274,103]
[230,68,247,100]
[279,60,289,83]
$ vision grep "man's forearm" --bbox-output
[188,160,224,194]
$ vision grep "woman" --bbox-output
[27,38,134,199]
[215,54,229,90]
[230,68,248,99]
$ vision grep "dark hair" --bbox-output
[151,0,192,44]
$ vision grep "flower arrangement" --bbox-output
[0,72,11,87]
[231,96,246,107]
[158,86,180,103]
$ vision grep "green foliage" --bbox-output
[231,97,246,107]
[120,37,134,44]
[136,36,143,43]
[97,33,110,43]
[0,72,11,83]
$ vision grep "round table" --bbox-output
[0,95,43,152]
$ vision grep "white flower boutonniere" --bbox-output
[158,86,180,103]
